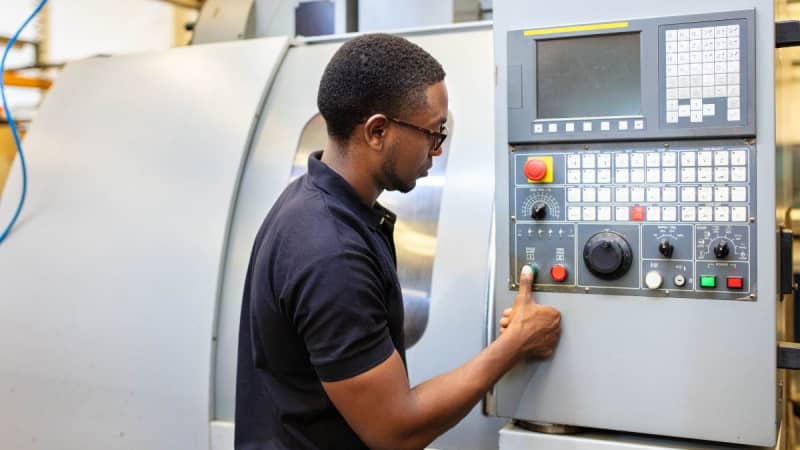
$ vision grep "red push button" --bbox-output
[550,264,568,282]
[524,158,548,181]
[726,277,744,289]
[631,206,645,221]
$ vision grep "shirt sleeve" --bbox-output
[287,248,396,382]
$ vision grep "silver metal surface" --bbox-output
[0,37,288,450]
[213,25,507,450]
[493,0,777,446]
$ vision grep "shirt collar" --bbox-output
[307,151,396,231]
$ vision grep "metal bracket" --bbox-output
[776,21,800,48]
[780,228,795,296]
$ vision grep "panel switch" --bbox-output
[700,275,717,288]
[726,277,743,289]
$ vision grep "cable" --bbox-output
[0,0,48,244]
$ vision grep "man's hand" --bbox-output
[498,265,561,358]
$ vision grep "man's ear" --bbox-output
[363,114,389,151]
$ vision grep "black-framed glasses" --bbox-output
[387,117,448,153]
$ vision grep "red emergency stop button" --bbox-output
[631,206,645,221]
[524,158,548,181]
[550,264,568,282]
[726,277,744,289]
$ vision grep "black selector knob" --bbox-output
[658,239,674,258]
[714,240,730,259]
[531,202,547,220]
[583,231,634,280]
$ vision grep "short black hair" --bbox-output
[317,33,446,142]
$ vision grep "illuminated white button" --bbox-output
[597,187,612,202]
[567,154,581,168]
[645,270,664,290]
[663,206,678,222]
[715,86,728,97]
[697,167,712,182]
[731,186,747,202]
[703,60,714,73]
[567,169,581,183]
[678,105,691,117]
[662,152,676,167]
[634,120,644,130]
[582,187,596,202]
[715,38,727,49]
[667,65,678,76]
[728,85,740,97]
[727,37,739,49]
[678,41,690,52]
[662,168,677,183]
[666,112,679,124]
[679,88,691,99]
[667,54,678,65]
[548,123,558,133]
[616,153,629,168]
[667,41,678,53]
[567,187,581,202]
[679,29,691,40]
[715,26,727,38]
[681,168,696,182]
[698,206,713,222]
[714,206,730,222]
[682,206,696,222]
[697,151,713,166]
[731,166,746,181]
[565,122,575,132]
[691,87,703,99]
[631,153,645,167]
[727,73,739,85]
[598,206,612,221]
[681,151,696,166]
[728,109,741,122]
[690,98,703,110]
[533,124,544,134]
[583,206,596,221]
[714,166,729,182]
[702,27,715,39]
[597,154,612,168]
[615,169,629,183]
[615,187,629,202]
[567,206,581,221]
[730,150,747,166]
[646,206,661,223]
[727,49,740,61]
[616,207,630,221]
[731,206,747,222]
[690,28,702,39]
[631,187,645,203]
[714,186,730,202]
[647,187,661,202]
[690,111,703,123]
[697,186,713,202]
[631,169,645,183]
[691,43,702,55]
[703,86,715,98]
[597,169,611,184]
[666,30,678,41]
[646,152,660,167]
[662,187,677,202]
[583,121,593,131]
[703,74,714,86]
[618,120,629,131]
[728,61,740,73]
[691,66,702,78]
[582,169,596,184]
[647,168,661,183]
[715,50,727,62]
[728,97,740,109]
[714,61,727,73]
[727,24,740,37]
[702,103,716,117]
[681,187,696,202]
[601,121,611,131]
[582,154,596,168]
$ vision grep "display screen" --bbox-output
[536,33,641,119]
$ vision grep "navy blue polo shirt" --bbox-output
[235,151,405,450]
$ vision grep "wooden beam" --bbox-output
[3,72,52,90]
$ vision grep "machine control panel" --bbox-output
[510,140,756,300]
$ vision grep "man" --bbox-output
[235,33,561,450]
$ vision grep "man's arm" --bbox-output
[322,266,560,450]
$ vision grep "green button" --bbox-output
[700,275,716,288]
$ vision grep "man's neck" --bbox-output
[320,141,382,206]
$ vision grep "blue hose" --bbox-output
[0,0,49,245]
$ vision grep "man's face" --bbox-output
[381,81,449,193]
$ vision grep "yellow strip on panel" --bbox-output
[524,21,629,36]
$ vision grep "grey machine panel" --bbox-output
[213,25,507,450]
[494,0,776,447]
[0,37,288,450]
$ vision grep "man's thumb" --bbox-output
[515,265,535,306]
